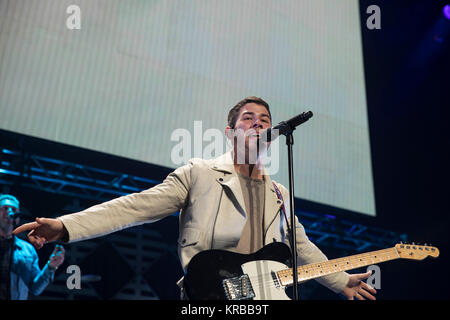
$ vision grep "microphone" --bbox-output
[261,111,313,142]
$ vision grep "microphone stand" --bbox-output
[285,130,299,300]
[266,111,313,300]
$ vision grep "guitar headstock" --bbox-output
[395,243,440,260]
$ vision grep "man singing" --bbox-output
[14,97,375,300]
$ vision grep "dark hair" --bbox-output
[227,96,272,129]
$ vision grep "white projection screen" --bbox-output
[0,0,376,216]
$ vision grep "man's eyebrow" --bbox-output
[241,111,270,118]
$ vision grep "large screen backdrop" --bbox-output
[0,0,375,216]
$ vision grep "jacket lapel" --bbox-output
[211,152,284,230]
[217,175,247,218]
[211,152,246,217]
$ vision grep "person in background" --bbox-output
[0,194,65,300]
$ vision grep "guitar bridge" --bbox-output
[222,275,255,300]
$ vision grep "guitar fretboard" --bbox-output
[277,247,399,286]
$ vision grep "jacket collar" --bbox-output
[210,150,235,174]
[212,151,284,234]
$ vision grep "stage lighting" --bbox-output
[444,4,450,20]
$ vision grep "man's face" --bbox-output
[0,202,19,234]
[227,103,272,163]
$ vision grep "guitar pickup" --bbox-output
[222,275,255,300]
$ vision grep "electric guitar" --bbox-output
[183,242,439,300]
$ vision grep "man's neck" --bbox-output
[234,163,264,180]
[231,147,266,179]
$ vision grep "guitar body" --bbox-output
[184,242,292,300]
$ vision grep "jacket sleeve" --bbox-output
[58,161,192,243]
[278,184,349,294]
[28,248,55,296]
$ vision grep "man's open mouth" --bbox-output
[247,130,261,138]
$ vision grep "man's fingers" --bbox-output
[357,271,372,280]
[355,293,365,300]
[362,281,377,294]
[27,229,47,249]
[54,244,65,252]
[12,221,40,235]
[36,217,54,225]
[52,249,65,258]
[360,288,376,300]
[357,282,376,300]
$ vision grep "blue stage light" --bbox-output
[444,4,450,20]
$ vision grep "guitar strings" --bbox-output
[239,249,399,290]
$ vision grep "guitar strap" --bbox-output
[272,182,294,248]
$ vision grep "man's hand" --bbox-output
[341,271,377,300]
[13,217,66,249]
[48,244,65,270]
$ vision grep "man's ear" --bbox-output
[225,126,233,140]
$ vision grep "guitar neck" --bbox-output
[277,247,400,286]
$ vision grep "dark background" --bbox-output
[1,0,449,300]
[354,0,449,299]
